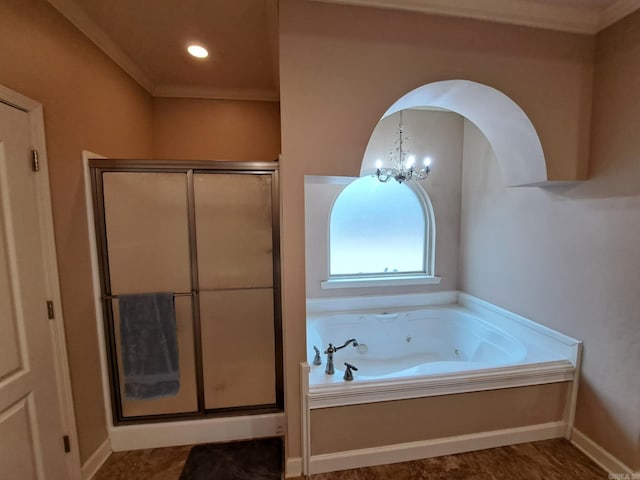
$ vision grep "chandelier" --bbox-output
[375,111,432,183]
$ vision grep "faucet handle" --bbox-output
[312,346,322,365]
[343,362,358,381]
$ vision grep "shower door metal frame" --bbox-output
[89,159,283,425]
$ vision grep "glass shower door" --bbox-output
[194,172,278,410]
[102,172,198,418]
[91,161,282,423]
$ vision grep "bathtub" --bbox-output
[308,307,530,381]
[305,292,581,407]
[300,292,582,476]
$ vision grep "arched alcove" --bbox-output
[360,80,548,187]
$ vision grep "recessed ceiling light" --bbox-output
[187,44,208,59]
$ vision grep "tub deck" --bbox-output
[306,293,580,409]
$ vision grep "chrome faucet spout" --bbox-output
[334,338,358,351]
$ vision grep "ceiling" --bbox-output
[48,0,638,102]
[48,0,279,100]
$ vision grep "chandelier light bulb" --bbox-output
[405,155,416,168]
[375,159,383,169]
[424,157,432,167]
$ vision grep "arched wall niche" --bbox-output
[360,80,549,187]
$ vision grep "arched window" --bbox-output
[325,176,437,288]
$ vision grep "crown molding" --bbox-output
[599,0,640,30]
[153,85,280,102]
[47,0,154,93]
[47,0,640,100]
[311,0,638,34]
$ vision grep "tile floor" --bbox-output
[93,438,607,480]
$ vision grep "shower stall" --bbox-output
[88,160,283,424]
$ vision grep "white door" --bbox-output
[0,101,70,479]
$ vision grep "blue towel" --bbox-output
[118,293,180,400]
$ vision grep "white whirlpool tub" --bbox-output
[305,292,581,407]
[299,292,582,476]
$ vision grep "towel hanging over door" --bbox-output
[118,293,180,400]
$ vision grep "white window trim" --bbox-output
[321,274,441,289]
[325,179,437,289]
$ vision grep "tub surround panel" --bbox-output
[310,383,568,455]
[306,422,568,475]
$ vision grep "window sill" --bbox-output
[320,275,442,289]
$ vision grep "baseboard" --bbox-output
[309,421,566,474]
[109,412,285,451]
[571,428,634,475]
[285,457,302,478]
[81,438,111,480]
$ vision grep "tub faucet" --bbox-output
[343,362,358,381]
[312,346,322,365]
[324,339,358,375]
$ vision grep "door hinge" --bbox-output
[46,300,55,319]
[31,149,39,172]
[63,435,71,453]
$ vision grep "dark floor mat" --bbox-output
[179,437,283,480]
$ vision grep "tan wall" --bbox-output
[279,0,594,458]
[304,110,464,298]
[460,14,640,466]
[581,11,640,469]
[152,97,280,161]
[0,0,153,462]
[311,383,568,455]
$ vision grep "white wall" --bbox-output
[459,119,640,469]
[304,110,463,298]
